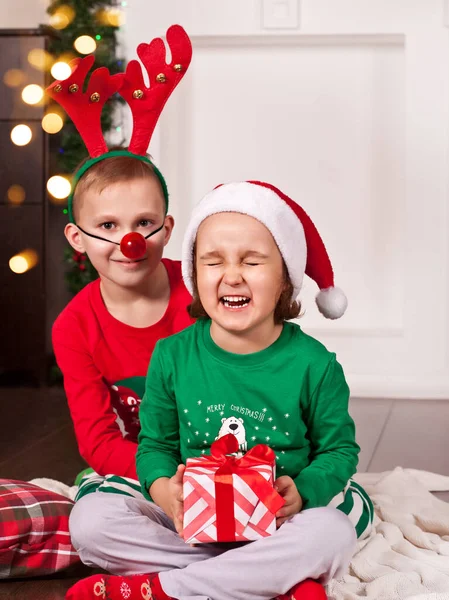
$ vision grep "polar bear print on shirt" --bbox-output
[216,416,247,452]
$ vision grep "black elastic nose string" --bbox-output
[76,223,164,245]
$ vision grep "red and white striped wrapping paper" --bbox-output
[182,435,284,544]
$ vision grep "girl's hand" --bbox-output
[169,464,185,536]
[149,465,186,537]
[274,475,303,527]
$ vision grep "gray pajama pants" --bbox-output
[69,492,356,600]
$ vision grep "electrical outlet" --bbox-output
[262,0,299,30]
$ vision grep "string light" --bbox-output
[42,113,64,134]
[22,84,44,105]
[9,249,39,274]
[96,7,124,27]
[51,61,72,80]
[95,34,102,41]
[7,185,26,205]
[74,35,97,54]
[47,176,71,200]
[49,5,75,30]
[3,69,25,88]
[28,48,53,72]
[10,125,32,146]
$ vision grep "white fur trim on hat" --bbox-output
[181,182,307,297]
[316,287,348,319]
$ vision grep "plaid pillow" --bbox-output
[0,478,80,578]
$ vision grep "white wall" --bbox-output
[122,0,449,400]
[0,0,48,28]
[5,0,449,400]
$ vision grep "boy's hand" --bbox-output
[274,475,303,527]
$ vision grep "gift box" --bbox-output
[183,433,285,544]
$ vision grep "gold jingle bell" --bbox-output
[173,64,183,73]
[54,84,62,93]
[69,84,79,93]
[156,73,167,83]
[90,92,101,103]
[133,89,144,99]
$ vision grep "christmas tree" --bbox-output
[45,0,124,294]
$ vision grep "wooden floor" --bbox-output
[0,387,448,597]
[0,386,86,484]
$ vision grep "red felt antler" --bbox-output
[47,55,123,158]
[119,24,192,155]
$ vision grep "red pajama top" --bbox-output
[52,259,194,479]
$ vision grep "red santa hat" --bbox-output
[181,181,348,319]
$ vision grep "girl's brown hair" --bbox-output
[187,244,301,324]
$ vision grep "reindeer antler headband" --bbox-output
[47,25,192,243]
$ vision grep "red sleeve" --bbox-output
[52,319,138,479]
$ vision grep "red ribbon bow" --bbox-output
[204,434,285,541]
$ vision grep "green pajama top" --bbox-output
[137,319,360,509]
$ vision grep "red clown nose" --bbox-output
[120,232,147,260]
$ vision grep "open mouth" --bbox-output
[220,295,251,309]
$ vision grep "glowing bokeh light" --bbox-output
[9,249,39,274]
[49,5,75,29]
[21,84,44,105]
[10,125,32,146]
[96,7,124,27]
[42,113,64,134]
[7,185,26,205]
[51,61,72,80]
[3,69,25,87]
[28,48,53,71]
[47,176,71,200]
[74,35,96,54]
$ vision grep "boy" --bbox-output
[49,24,194,489]
[53,153,194,483]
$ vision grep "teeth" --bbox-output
[223,301,249,309]
[221,295,251,309]
[222,296,250,302]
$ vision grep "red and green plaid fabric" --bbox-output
[0,479,80,578]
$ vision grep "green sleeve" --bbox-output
[136,342,181,501]
[294,356,359,509]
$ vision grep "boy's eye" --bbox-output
[100,222,114,230]
[138,219,154,227]
[244,262,260,266]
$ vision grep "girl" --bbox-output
[66,181,372,600]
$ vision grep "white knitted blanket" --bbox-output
[328,468,449,600]
[30,468,449,599]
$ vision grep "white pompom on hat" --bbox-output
[181,180,347,319]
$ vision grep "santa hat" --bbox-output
[181,181,348,319]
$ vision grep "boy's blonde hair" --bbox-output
[72,152,165,222]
